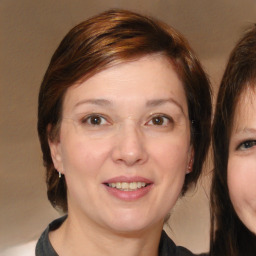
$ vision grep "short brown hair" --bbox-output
[38,9,212,212]
[210,25,256,256]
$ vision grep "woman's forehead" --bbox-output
[61,54,188,114]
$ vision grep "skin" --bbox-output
[228,87,256,235]
[49,54,193,256]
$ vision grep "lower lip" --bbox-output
[103,184,153,201]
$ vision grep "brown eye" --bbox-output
[147,115,172,126]
[152,116,164,125]
[82,115,107,126]
[90,116,102,125]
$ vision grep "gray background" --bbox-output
[1,0,255,253]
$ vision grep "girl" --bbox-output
[210,25,256,256]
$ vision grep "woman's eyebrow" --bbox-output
[146,98,184,114]
[74,99,112,108]
[74,98,184,113]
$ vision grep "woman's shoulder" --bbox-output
[35,215,67,256]
[159,230,208,256]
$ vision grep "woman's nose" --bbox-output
[111,123,148,166]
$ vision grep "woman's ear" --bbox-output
[47,124,64,174]
[186,147,194,174]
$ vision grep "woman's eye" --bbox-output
[237,140,256,150]
[81,115,108,126]
[147,115,172,126]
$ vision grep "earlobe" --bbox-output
[48,138,64,174]
[47,124,64,174]
[186,148,194,174]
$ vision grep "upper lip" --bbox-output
[103,176,153,184]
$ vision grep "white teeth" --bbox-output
[122,182,128,189]
[108,182,148,191]
[129,182,136,190]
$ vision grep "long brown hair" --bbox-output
[210,25,256,256]
[37,9,212,212]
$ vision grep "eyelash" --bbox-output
[237,140,256,151]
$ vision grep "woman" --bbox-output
[210,25,256,256]
[36,9,212,256]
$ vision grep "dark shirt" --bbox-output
[36,216,199,256]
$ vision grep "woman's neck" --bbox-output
[49,214,164,256]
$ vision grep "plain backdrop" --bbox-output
[1,0,256,254]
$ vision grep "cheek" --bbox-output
[228,158,256,208]
[61,137,112,176]
[149,135,190,176]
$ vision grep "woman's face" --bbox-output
[49,54,192,233]
[228,88,256,234]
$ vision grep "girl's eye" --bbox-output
[147,115,172,126]
[237,140,256,151]
[81,114,108,126]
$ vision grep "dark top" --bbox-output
[36,216,203,256]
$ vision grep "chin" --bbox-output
[108,223,152,235]
[105,214,159,234]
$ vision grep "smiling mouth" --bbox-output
[105,182,149,191]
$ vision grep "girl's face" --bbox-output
[49,54,193,233]
[228,88,256,234]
